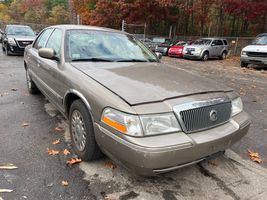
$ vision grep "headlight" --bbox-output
[195,48,202,54]
[241,51,247,55]
[140,113,181,136]
[231,97,243,116]
[101,108,142,137]
[101,108,181,137]
[7,38,16,45]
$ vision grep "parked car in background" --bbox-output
[183,38,228,61]
[0,29,3,43]
[2,24,36,55]
[24,25,250,175]
[168,41,192,58]
[149,37,172,54]
[240,33,267,68]
[140,38,152,47]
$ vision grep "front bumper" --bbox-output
[6,44,25,55]
[155,47,168,55]
[168,51,183,58]
[241,55,267,66]
[95,111,250,176]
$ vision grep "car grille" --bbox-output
[186,48,195,51]
[175,100,232,133]
[247,52,267,57]
[17,40,33,48]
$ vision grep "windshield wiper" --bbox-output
[71,58,114,62]
[117,59,149,62]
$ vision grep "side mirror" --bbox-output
[38,48,59,61]
[156,52,162,59]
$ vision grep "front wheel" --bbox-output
[241,62,248,68]
[69,100,103,161]
[202,51,209,61]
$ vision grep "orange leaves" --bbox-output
[66,158,82,166]
[47,148,60,156]
[104,161,117,170]
[61,180,69,187]
[247,150,263,164]
[63,149,71,156]
[53,126,64,133]
[52,139,60,145]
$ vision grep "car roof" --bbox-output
[6,24,31,28]
[257,33,267,37]
[200,37,226,40]
[47,24,126,34]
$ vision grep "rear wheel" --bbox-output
[202,51,209,61]
[241,62,248,68]
[69,100,103,161]
[25,67,39,94]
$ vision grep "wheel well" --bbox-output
[65,93,80,116]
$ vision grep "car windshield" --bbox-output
[66,30,158,62]
[252,35,267,45]
[193,39,212,45]
[7,26,35,36]
[175,41,186,46]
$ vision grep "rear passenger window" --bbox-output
[214,40,223,46]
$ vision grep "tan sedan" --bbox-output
[24,25,250,175]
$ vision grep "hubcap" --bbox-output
[26,70,32,89]
[71,110,87,152]
[204,54,208,61]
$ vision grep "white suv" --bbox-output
[241,33,267,67]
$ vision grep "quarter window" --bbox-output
[46,29,62,55]
[33,29,54,49]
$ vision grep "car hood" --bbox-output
[71,62,232,105]
[170,45,184,49]
[8,35,35,41]
[242,45,267,53]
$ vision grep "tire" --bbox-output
[69,100,103,161]
[202,51,209,61]
[220,51,227,60]
[25,67,39,94]
[241,62,248,68]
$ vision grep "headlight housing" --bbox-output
[195,48,202,54]
[231,97,243,116]
[101,108,181,137]
[7,38,16,45]
[140,113,181,136]
[241,51,247,56]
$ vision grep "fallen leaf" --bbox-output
[0,164,18,170]
[0,189,13,193]
[52,139,60,145]
[104,161,117,170]
[66,158,82,166]
[53,127,64,133]
[208,160,218,167]
[11,88,18,91]
[47,148,60,156]
[247,149,263,164]
[63,149,71,155]
[21,123,29,127]
[61,180,69,186]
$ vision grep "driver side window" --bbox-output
[46,29,62,56]
[33,28,54,50]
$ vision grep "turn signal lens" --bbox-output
[101,108,142,137]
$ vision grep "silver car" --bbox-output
[24,25,250,175]
[183,38,228,61]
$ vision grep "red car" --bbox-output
[168,41,189,58]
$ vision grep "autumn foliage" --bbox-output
[0,0,266,36]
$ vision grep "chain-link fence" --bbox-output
[135,34,255,56]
